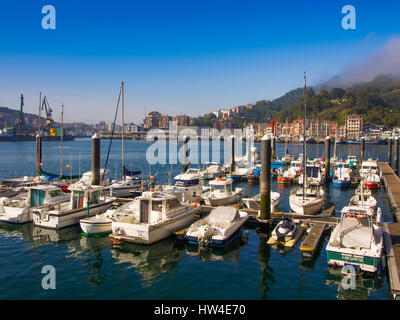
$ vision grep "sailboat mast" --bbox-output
[60,104,64,177]
[121,81,125,182]
[303,73,307,199]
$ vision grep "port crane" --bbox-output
[41,96,54,133]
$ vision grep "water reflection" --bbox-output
[0,222,33,241]
[110,238,182,281]
[325,267,383,300]
[176,234,248,262]
[256,232,274,300]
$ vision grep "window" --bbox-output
[166,199,182,212]
[152,200,163,212]
[49,189,65,197]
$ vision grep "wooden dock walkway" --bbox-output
[300,223,327,258]
[379,162,400,222]
[378,162,400,299]
[383,223,400,300]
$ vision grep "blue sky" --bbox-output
[0,0,399,124]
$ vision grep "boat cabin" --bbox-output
[78,169,111,185]
[209,178,233,194]
[69,185,104,209]
[123,192,187,224]
[361,159,378,172]
[27,185,69,208]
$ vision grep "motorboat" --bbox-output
[198,162,224,180]
[201,178,244,206]
[326,206,383,273]
[161,171,205,202]
[289,185,325,215]
[348,186,377,215]
[80,201,137,236]
[271,217,297,243]
[185,206,248,247]
[360,159,380,178]
[110,191,201,244]
[346,155,358,169]
[242,191,280,212]
[0,185,70,224]
[277,169,295,184]
[332,164,352,187]
[32,184,114,229]
[109,175,147,198]
[298,165,325,186]
[361,171,381,189]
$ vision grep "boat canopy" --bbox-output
[39,167,81,180]
[208,206,239,224]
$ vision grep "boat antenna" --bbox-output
[303,72,307,200]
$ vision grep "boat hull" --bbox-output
[326,250,381,273]
[333,180,351,187]
[363,182,380,189]
[187,225,244,247]
[0,207,32,224]
[111,207,200,245]
[289,196,324,215]
[80,219,112,235]
[32,202,114,229]
[203,193,241,206]
[277,177,292,184]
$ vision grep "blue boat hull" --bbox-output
[332,180,351,187]
[187,226,243,248]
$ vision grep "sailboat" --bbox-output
[108,82,148,197]
[289,74,324,215]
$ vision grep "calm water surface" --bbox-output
[0,139,395,299]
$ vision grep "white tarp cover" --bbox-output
[341,217,372,249]
[208,206,239,224]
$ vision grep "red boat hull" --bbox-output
[363,182,380,189]
[278,177,292,184]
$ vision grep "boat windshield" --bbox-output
[306,166,319,178]
[49,189,65,197]
[211,184,230,193]
[173,179,199,187]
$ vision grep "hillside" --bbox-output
[275,74,400,127]
[192,74,400,128]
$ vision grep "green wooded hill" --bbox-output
[192,74,400,128]
[275,74,400,127]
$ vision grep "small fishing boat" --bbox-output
[198,162,223,180]
[361,171,381,189]
[80,199,139,236]
[110,191,201,244]
[162,171,205,202]
[289,185,325,215]
[242,191,280,212]
[201,178,244,206]
[32,185,114,229]
[348,186,377,214]
[326,206,383,273]
[298,165,325,186]
[109,175,146,198]
[185,206,248,247]
[332,164,352,187]
[0,185,70,224]
[277,169,295,184]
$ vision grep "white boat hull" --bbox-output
[111,206,200,244]
[80,218,112,235]
[33,202,114,229]
[203,193,241,206]
[289,195,324,215]
[0,207,32,224]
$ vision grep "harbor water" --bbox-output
[0,139,394,299]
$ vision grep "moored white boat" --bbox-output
[185,206,248,247]
[289,186,325,215]
[0,185,69,224]
[110,191,201,244]
[271,217,297,242]
[326,206,383,273]
[201,178,244,206]
[242,192,280,212]
[32,185,114,229]
[161,172,205,202]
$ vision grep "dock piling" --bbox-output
[35,134,42,176]
[91,133,101,185]
[325,136,331,181]
[271,136,275,161]
[388,138,392,167]
[259,134,271,221]
[182,135,189,173]
[230,135,235,173]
